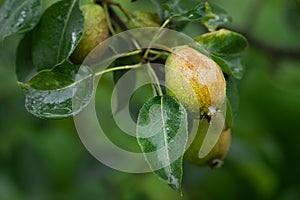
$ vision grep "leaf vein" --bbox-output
[160,96,172,175]
[56,0,77,63]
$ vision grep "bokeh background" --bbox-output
[1,0,300,199]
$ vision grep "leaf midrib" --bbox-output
[56,0,77,63]
[18,71,93,92]
[160,97,172,176]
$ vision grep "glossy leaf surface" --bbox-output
[0,0,41,41]
[136,95,188,192]
[19,62,94,119]
[163,2,231,31]
[195,29,248,79]
[32,0,84,70]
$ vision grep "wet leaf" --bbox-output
[198,2,231,32]
[19,62,94,119]
[0,0,41,42]
[195,29,248,79]
[211,54,245,79]
[136,95,188,192]
[165,2,231,31]
[195,29,248,55]
[32,0,84,70]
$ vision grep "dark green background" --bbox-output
[1,0,300,199]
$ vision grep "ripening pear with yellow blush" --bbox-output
[165,45,226,116]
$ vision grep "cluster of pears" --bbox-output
[72,2,230,168]
[165,46,231,168]
[70,3,160,64]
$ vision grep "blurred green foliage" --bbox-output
[1,0,300,199]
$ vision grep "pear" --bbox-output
[165,45,226,116]
[70,3,109,64]
[184,119,231,168]
[128,11,160,29]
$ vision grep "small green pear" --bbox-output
[128,11,160,29]
[184,119,231,168]
[70,3,109,64]
[165,45,226,116]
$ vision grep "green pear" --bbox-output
[165,45,226,116]
[184,119,231,168]
[128,11,160,29]
[70,3,109,64]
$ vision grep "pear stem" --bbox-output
[148,50,170,61]
[95,62,142,77]
[141,17,173,96]
[143,17,173,59]
[146,63,163,96]
[103,3,116,35]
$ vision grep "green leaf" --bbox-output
[211,54,245,79]
[195,29,248,55]
[198,2,231,32]
[136,95,188,192]
[32,0,84,70]
[19,62,94,119]
[165,2,231,31]
[0,0,41,42]
[226,75,239,116]
[16,32,37,83]
[225,97,233,129]
[224,75,239,128]
[195,29,248,79]
[41,0,60,11]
